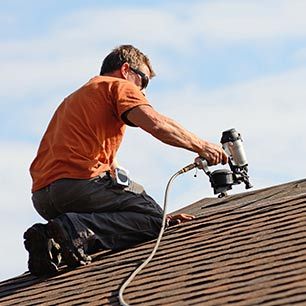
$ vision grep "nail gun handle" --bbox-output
[194,156,211,175]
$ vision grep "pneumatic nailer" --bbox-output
[182,128,253,198]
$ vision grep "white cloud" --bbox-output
[143,65,306,196]
[293,46,306,62]
[57,1,306,47]
[0,142,45,281]
[3,0,306,100]
[191,0,306,43]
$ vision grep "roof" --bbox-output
[1,178,306,305]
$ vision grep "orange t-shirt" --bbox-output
[30,76,150,192]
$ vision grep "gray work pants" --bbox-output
[32,173,163,254]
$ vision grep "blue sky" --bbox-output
[1,0,306,282]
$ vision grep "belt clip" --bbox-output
[115,167,130,187]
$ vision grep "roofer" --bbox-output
[24,45,228,276]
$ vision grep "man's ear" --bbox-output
[120,62,130,80]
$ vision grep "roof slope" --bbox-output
[1,178,306,305]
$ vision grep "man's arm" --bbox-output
[126,105,227,165]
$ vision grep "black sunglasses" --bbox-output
[130,67,149,90]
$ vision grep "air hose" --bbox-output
[118,163,195,306]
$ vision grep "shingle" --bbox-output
[1,178,306,305]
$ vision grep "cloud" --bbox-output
[145,65,306,191]
[3,0,306,100]
[0,142,44,281]
[190,0,306,43]
[57,1,306,47]
[293,46,306,62]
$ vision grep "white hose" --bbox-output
[118,165,192,306]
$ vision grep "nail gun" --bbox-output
[181,128,253,198]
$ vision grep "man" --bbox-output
[25,45,227,277]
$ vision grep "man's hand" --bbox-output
[166,213,195,227]
[199,141,228,166]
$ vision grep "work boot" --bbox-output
[23,223,61,276]
[47,219,91,269]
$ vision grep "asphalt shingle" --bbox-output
[1,178,306,305]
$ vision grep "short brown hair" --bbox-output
[100,45,155,78]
